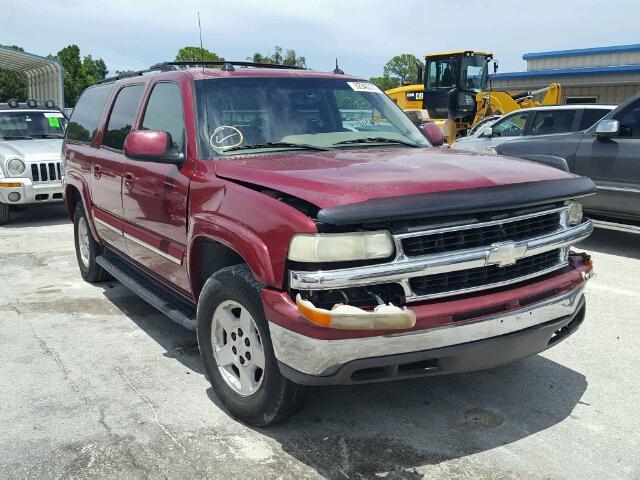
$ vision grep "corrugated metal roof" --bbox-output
[493,64,640,80]
[0,46,64,107]
[522,43,640,60]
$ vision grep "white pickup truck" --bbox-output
[0,101,66,224]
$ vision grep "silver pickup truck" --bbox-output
[0,101,66,225]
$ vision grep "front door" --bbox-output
[483,111,531,152]
[574,101,640,221]
[91,83,145,251]
[122,81,192,292]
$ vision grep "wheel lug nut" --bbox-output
[237,328,243,337]
[244,338,250,346]
[245,352,251,361]
[231,332,236,340]
[232,346,237,354]
[239,356,245,365]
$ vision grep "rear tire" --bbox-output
[0,202,10,225]
[197,264,310,426]
[73,202,109,283]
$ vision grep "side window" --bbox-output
[530,110,576,136]
[66,84,112,143]
[579,109,610,130]
[103,84,145,151]
[141,83,185,150]
[491,112,529,137]
[616,103,640,138]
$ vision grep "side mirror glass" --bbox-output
[595,119,619,139]
[421,123,444,147]
[482,126,493,137]
[123,130,184,165]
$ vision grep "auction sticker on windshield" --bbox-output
[347,82,382,94]
[43,112,64,118]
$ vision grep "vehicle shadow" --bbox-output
[2,203,70,228]
[578,228,640,260]
[99,280,586,477]
[100,283,203,374]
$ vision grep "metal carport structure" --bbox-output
[0,46,64,107]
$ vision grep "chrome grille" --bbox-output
[31,162,62,182]
[401,211,561,257]
[409,249,562,298]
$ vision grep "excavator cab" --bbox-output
[422,51,492,125]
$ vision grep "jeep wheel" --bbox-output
[0,202,10,225]
[73,202,109,283]
[197,264,310,426]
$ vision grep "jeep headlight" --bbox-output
[7,158,26,176]
[567,202,583,226]
[288,231,394,263]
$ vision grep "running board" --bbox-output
[592,219,640,234]
[96,250,197,330]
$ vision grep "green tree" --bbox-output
[175,46,224,62]
[249,46,306,68]
[369,75,400,91]
[0,45,28,101]
[50,45,109,106]
[383,54,421,84]
[115,70,136,77]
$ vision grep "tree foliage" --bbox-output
[49,44,109,106]
[383,54,421,84]
[175,46,224,62]
[249,46,306,68]
[369,76,400,91]
[0,45,28,101]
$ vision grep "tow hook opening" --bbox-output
[295,294,416,330]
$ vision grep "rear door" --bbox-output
[91,84,145,250]
[122,81,192,292]
[574,100,640,221]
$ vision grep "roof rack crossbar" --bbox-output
[95,60,305,84]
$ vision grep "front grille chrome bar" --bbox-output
[289,219,593,300]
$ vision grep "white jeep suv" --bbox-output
[0,100,66,225]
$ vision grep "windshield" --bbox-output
[195,77,430,157]
[0,111,66,139]
[461,55,488,92]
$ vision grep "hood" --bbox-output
[215,147,574,209]
[0,139,63,162]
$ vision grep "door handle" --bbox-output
[93,164,102,179]
[124,172,135,190]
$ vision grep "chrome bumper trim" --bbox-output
[592,219,640,234]
[270,284,586,376]
[290,220,593,294]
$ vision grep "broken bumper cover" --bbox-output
[263,258,591,384]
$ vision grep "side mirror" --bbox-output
[421,123,444,147]
[594,119,619,139]
[482,126,493,137]
[123,130,184,165]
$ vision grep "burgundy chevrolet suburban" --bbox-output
[63,61,595,426]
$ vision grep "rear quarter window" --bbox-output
[66,84,113,143]
[530,110,576,136]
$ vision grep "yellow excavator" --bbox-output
[386,50,562,144]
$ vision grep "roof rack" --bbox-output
[96,60,305,84]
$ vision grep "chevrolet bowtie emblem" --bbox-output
[487,241,527,267]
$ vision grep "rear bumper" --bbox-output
[0,177,64,205]
[268,282,586,382]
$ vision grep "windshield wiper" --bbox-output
[0,135,33,140]
[34,133,64,139]
[221,142,330,153]
[333,137,420,148]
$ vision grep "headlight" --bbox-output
[288,231,394,263]
[6,158,26,176]
[567,202,583,226]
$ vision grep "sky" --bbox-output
[2,0,640,79]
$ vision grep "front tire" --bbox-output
[0,202,10,225]
[197,264,310,426]
[73,202,109,283]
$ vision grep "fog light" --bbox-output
[7,192,20,202]
[568,202,583,226]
